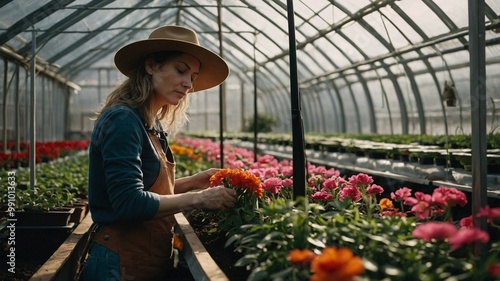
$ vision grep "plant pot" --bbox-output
[69,201,88,224]
[14,208,75,226]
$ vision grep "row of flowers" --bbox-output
[0,140,90,170]
[174,137,500,281]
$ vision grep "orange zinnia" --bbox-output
[172,234,183,250]
[288,249,316,267]
[310,247,364,281]
[210,168,263,198]
[379,198,394,210]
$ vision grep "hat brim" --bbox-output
[114,39,229,92]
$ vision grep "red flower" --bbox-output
[488,264,500,277]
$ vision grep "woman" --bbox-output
[83,25,237,281]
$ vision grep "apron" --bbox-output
[93,130,176,281]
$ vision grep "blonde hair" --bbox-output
[96,51,190,136]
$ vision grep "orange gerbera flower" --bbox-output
[288,249,316,267]
[310,247,364,281]
[210,168,263,198]
[379,198,394,210]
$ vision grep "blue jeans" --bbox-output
[82,243,121,281]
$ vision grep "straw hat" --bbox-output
[114,25,229,92]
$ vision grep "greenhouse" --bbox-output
[1,0,500,280]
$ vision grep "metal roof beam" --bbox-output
[0,0,77,45]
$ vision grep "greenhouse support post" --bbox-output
[29,28,36,189]
[468,0,487,257]
[217,0,225,168]
[253,31,258,163]
[286,0,306,199]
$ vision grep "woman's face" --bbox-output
[146,53,201,107]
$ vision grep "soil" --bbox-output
[0,226,71,281]
[183,210,250,281]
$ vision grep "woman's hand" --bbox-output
[198,185,237,210]
[194,168,220,189]
[174,168,221,194]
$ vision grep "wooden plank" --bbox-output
[174,212,229,281]
[29,212,94,281]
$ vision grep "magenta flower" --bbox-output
[432,186,467,207]
[324,168,340,178]
[348,173,373,187]
[405,192,432,220]
[477,205,500,222]
[391,187,412,202]
[339,185,362,202]
[322,177,338,191]
[380,209,407,217]
[449,227,490,250]
[459,216,473,228]
[412,222,458,242]
[366,184,384,196]
[262,177,283,194]
[311,191,333,201]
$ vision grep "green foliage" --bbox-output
[0,154,89,211]
[243,113,277,133]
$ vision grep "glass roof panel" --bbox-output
[0,0,51,27]
[433,0,469,29]
[337,0,374,14]
[342,22,388,58]
[379,5,423,44]
[397,1,450,38]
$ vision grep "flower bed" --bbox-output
[175,137,500,281]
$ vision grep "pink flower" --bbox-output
[348,173,373,187]
[432,186,467,207]
[263,168,279,179]
[366,184,384,196]
[311,191,333,201]
[380,209,407,217]
[248,169,262,179]
[412,222,458,242]
[324,168,340,178]
[322,177,337,191]
[339,185,362,202]
[281,166,293,177]
[405,192,432,220]
[391,187,412,202]
[282,178,293,188]
[262,177,283,194]
[477,205,500,222]
[459,216,473,228]
[449,228,490,250]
